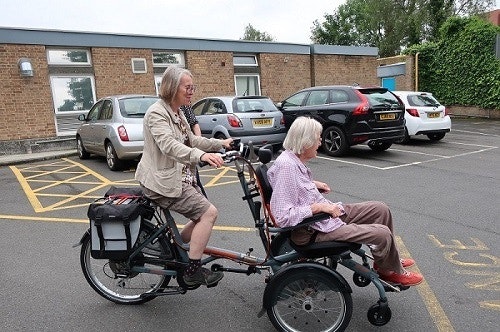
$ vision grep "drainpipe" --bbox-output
[415,52,419,91]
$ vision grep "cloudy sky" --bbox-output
[1,0,498,44]
[0,0,348,44]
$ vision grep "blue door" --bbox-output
[381,77,396,91]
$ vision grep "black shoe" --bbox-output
[183,267,224,287]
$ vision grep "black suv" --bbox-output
[277,85,405,156]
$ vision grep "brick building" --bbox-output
[1,27,393,154]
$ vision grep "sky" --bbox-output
[0,0,347,44]
[1,0,498,44]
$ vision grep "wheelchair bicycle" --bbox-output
[76,142,407,331]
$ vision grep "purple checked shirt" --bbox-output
[267,150,345,233]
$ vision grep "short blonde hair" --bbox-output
[158,66,193,103]
[283,117,323,154]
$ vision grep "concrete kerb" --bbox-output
[0,149,78,167]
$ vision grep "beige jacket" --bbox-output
[135,99,223,197]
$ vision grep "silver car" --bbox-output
[191,96,287,151]
[76,95,159,170]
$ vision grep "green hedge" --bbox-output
[404,16,500,110]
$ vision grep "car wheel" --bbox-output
[214,133,226,140]
[322,126,349,157]
[368,140,393,152]
[394,128,410,144]
[76,136,90,159]
[105,142,124,171]
[427,133,445,141]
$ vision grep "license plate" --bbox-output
[379,113,396,120]
[428,112,440,118]
[252,118,273,127]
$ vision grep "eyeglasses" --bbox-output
[184,85,196,93]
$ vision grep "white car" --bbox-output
[392,91,451,144]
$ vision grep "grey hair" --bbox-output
[158,66,193,103]
[282,117,323,154]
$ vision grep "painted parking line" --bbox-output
[9,158,244,213]
[397,237,455,332]
[318,141,497,170]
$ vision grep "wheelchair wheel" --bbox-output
[367,303,392,326]
[267,266,352,331]
[80,222,174,304]
[353,272,371,287]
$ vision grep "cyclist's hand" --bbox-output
[221,138,233,149]
[201,152,224,168]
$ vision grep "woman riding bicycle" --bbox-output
[135,66,232,287]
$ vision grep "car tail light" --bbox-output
[443,107,448,116]
[353,91,370,115]
[227,114,242,127]
[280,115,285,125]
[406,108,419,117]
[117,125,130,141]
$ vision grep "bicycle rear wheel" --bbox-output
[80,222,174,304]
[267,267,352,331]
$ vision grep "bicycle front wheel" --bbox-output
[267,267,352,332]
[80,222,174,304]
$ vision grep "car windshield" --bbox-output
[360,89,400,108]
[407,94,440,107]
[233,98,278,113]
[119,97,158,117]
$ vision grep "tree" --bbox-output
[311,0,494,57]
[241,24,274,41]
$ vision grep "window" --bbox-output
[50,76,96,113]
[306,90,329,106]
[99,100,113,120]
[235,75,261,96]
[283,91,308,107]
[331,90,349,103]
[233,55,258,66]
[47,49,91,65]
[152,51,185,67]
[153,51,186,95]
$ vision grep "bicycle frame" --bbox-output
[126,155,303,278]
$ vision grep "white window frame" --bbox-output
[234,74,261,96]
[152,51,185,67]
[47,48,92,66]
[233,55,258,67]
[50,75,97,115]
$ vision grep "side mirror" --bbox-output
[78,114,86,121]
[275,102,283,109]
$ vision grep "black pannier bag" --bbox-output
[87,187,154,260]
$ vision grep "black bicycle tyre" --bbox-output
[267,267,353,331]
[80,222,173,304]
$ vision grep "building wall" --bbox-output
[259,53,311,102]
[186,51,235,99]
[0,36,380,143]
[377,55,415,91]
[92,48,156,97]
[313,54,379,87]
[0,44,57,140]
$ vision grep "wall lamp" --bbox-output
[18,58,34,77]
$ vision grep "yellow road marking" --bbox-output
[0,213,254,232]
[397,237,455,332]
[9,164,44,211]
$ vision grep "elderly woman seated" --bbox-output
[267,116,423,287]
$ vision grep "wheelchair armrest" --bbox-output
[279,212,330,232]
